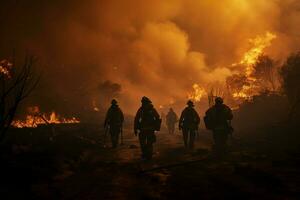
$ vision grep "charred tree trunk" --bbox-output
[0,56,39,143]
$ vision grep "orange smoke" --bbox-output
[1,0,300,114]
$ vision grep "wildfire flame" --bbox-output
[231,31,277,99]
[188,32,277,103]
[12,106,80,128]
[188,84,206,102]
[239,32,277,76]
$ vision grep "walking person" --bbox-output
[134,97,161,160]
[204,97,233,157]
[179,100,200,151]
[104,99,124,148]
[166,108,178,134]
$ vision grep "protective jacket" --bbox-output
[134,103,161,131]
[179,107,200,130]
[104,105,124,127]
[204,104,233,131]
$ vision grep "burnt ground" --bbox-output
[1,125,300,200]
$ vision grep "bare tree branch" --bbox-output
[0,55,40,142]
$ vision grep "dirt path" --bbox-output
[51,129,211,199]
[51,129,299,199]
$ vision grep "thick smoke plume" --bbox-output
[1,0,300,116]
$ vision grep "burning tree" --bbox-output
[187,84,206,102]
[253,55,277,91]
[226,32,277,100]
[226,55,278,100]
[226,74,249,98]
[280,52,300,121]
[0,57,39,142]
[207,87,226,107]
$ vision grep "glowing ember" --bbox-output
[12,107,80,128]
[92,100,100,112]
[0,59,13,78]
[188,84,206,102]
[169,98,175,105]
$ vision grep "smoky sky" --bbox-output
[1,0,300,115]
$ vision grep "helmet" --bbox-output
[111,99,118,105]
[141,96,152,104]
[215,97,223,105]
[187,100,194,107]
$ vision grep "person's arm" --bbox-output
[179,110,185,130]
[195,110,200,125]
[154,108,160,120]
[226,106,233,120]
[225,106,234,134]
[104,108,110,128]
[120,108,125,123]
[165,113,169,124]
[134,108,142,135]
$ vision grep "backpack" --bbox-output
[204,108,215,130]
[154,118,162,131]
[204,115,214,130]
[182,108,199,129]
[140,107,161,131]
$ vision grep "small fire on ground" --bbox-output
[12,106,80,128]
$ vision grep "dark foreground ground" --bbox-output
[1,124,300,199]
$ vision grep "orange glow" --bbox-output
[12,106,80,128]
[92,100,100,112]
[230,32,277,100]
[235,32,277,76]
[188,84,206,102]
[0,59,12,78]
